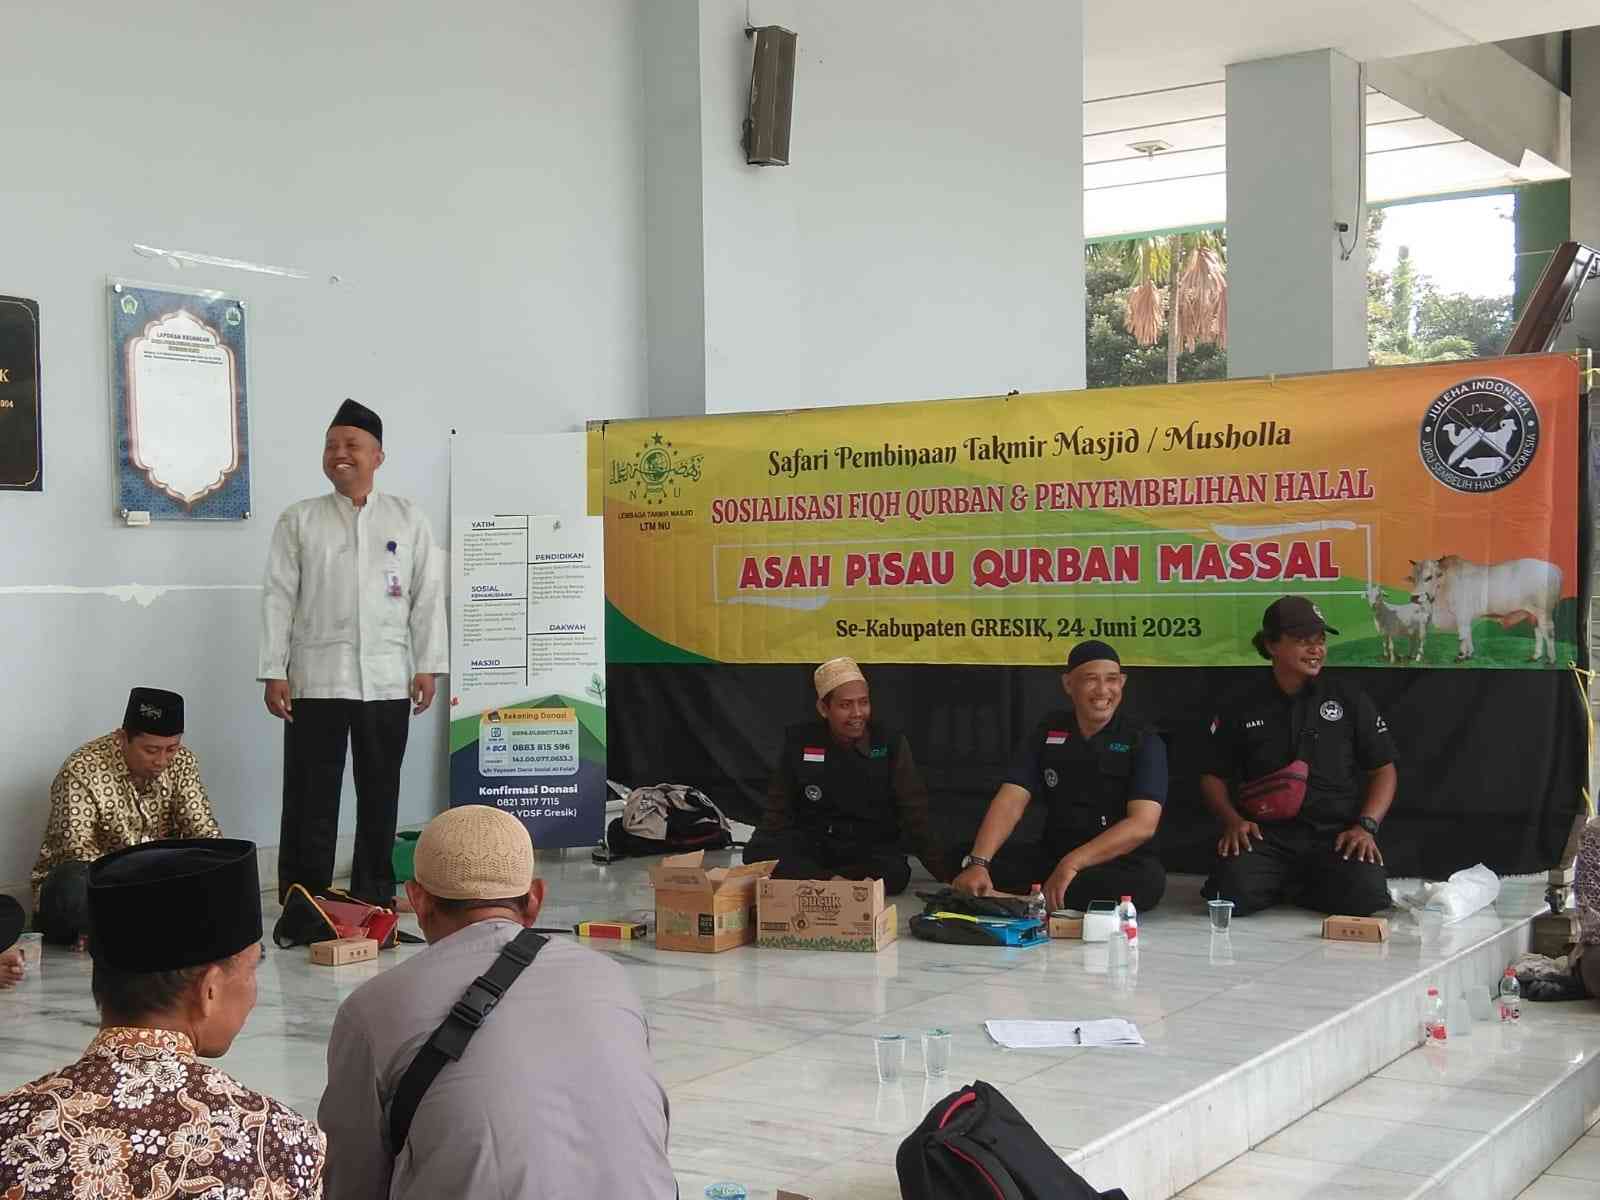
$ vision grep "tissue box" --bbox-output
[310,937,379,965]
[1322,915,1389,943]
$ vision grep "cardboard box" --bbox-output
[1049,910,1084,939]
[310,937,379,965]
[650,851,776,953]
[757,877,899,952]
[1322,915,1389,943]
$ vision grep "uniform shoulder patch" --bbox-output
[803,784,822,802]
[869,745,890,759]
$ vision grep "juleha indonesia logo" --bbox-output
[1418,377,1538,494]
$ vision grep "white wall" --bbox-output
[0,2,648,899]
[696,0,1086,413]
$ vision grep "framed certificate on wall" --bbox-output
[109,279,251,521]
[0,295,42,491]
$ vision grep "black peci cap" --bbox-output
[330,398,382,445]
[88,839,262,972]
[1067,639,1121,672]
[123,688,183,737]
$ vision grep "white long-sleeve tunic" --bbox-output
[259,491,448,700]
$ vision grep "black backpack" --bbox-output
[898,1081,1129,1200]
[604,783,735,859]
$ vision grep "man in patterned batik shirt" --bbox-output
[30,688,220,946]
[0,838,326,1199]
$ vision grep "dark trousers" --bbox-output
[279,698,410,905]
[971,842,1167,913]
[1202,821,1390,917]
[36,861,92,945]
[744,827,913,896]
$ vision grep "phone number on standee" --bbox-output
[833,616,1203,642]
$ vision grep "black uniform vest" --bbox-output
[784,720,899,847]
[1033,709,1154,857]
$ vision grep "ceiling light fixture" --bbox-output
[1127,139,1172,158]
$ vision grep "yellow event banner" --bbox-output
[594,356,1581,669]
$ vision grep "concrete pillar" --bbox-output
[1225,50,1368,378]
[1569,27,1600,812]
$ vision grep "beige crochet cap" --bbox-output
[413,805,535,900]
[814,656,867,701]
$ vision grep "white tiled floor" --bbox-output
[1181,1004,1600,1200]
[1517,1121,1600,1199]
[0,853,1562,1200]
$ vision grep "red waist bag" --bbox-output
[1236,760,1309,822]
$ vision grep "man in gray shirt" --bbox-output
[318,804,676,1199]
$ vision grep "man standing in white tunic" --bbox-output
[258,399,448,905]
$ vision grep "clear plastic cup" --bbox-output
[875,1033,906,1083]
[14,932,42,968]
[922,1028,952,1077]
[1207,899,1234,933]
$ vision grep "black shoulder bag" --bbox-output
[387,927,548,1152]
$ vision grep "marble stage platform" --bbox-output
[0,854,1574,1199]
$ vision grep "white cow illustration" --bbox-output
[1407,556,1563,664]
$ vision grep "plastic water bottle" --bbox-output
[1423,987,1447,1042]
[1498,968,1522,1022]
[1117,895,1139,950]
[1026,884,1047,924]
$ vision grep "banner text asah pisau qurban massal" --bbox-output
[596,355,1579,669]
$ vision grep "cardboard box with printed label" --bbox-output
[757,877,899,951]
[649,851,777,953]
[1322,914,1389,943]
[309,937,379,966]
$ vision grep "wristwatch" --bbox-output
[961,854,992,870]
[1355,816,1380,836]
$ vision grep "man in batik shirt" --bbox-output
[30,688,220,946]
[0,838,325,1199]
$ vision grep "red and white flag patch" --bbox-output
[802,746,826,762]
[1045,730,1069,745]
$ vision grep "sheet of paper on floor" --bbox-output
[983,1018,1145,1048]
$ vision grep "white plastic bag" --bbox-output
[1398,863,1501,924]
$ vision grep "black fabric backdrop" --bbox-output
[608,663,1588,880]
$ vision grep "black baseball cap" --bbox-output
[1262,596,1338,638]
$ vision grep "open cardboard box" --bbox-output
[758,877,898,952]
[649,851,777,953]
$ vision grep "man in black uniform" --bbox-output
[744,657,949,895]
[951,640,1167,912]
[1201,596,1397,916]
